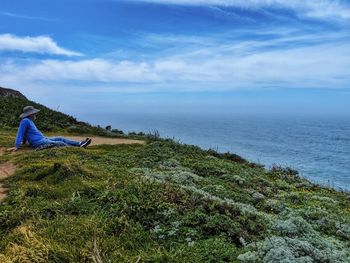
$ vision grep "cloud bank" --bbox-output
[1,32,349,93]
[0,34,82,56]
[1,2,350,97]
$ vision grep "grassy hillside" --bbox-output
[0,92,350,262]
[0,89,117,136]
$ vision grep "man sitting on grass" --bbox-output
[9,106,91,151]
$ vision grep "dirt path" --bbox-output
[65,136,145,146]
[0,148,16,202]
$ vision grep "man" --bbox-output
[9,106,91,151]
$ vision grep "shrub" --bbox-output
[111,128,124,135]
[238,213,350,263]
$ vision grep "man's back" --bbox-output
[15,118,45,148]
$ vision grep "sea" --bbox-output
[76,112,350,191]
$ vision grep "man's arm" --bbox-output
[14,119,28,150]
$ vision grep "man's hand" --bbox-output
[7,147,19,152]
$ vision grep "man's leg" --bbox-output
[36,138,68,149]
[49,137,81,147]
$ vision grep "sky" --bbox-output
[1,0,350,117]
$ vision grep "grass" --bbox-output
[1,128,350,262]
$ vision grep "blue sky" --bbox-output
[1,0,350,116]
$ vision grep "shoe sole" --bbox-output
[81,139,92,148]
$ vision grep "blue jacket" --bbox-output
[15,118,45,148]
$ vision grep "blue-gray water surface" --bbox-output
[77,112,350,191]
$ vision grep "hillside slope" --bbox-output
[0,89,349,263]
[0,87,111,136]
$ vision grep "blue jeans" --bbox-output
[37,137,81,148]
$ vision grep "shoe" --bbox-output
[80,138,92,148]
[79,138,89,146]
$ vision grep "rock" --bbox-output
[0,87,27,99]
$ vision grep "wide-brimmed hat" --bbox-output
[19,106,40,119]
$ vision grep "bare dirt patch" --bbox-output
[0,147,17,201]
[65,136,145,146]
[0,162,16,202]
[0,147,6,155]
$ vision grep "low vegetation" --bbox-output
[1,131,349,262]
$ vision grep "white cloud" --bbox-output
[0,59,159,83]
[133,0,350,20]
[0,12,56,21]
[0,34,82,56]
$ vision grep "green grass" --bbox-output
[1,128,350,263]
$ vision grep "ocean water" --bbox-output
[78,112,350,191]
